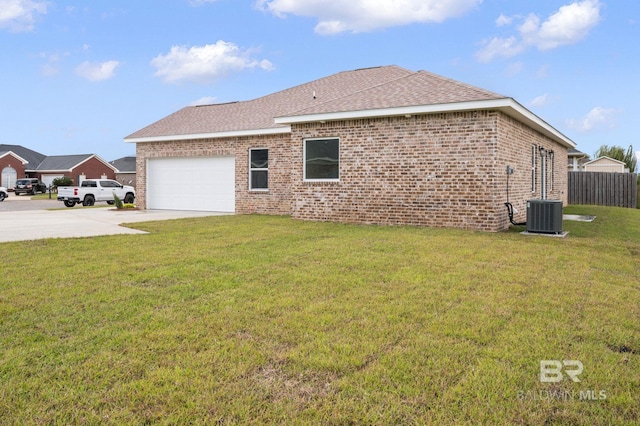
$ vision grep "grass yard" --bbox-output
[0,205,638,424]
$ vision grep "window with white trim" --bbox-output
[304,138,339,181]
[249,148,268,190]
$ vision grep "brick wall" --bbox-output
[0,154,26,188]
[133,110,569,232]
[135,133,292,213]
[290,112,505,231]
[289,111,568,231]
[496,113,568,225]
[65,157,117,184]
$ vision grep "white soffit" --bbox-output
[275,98,576,149]
[124,126,291,144]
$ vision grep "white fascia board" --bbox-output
[124,126,291,143]
[275,98,576,148]
[0,151,29,164]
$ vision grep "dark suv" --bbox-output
[14,178,47,195]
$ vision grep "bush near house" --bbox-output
[0,206,638,424]
[51,176,73,189]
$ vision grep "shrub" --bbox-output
[51,176,73,189]
[113,193,124,209]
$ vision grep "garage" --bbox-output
[146,156,235,212]
[41,174,64,188]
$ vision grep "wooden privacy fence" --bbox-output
[568,171,638,208]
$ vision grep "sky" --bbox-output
[1,0,639,166]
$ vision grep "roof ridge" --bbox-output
[282,66,417,116]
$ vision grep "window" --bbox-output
[531,144,537,192]
[249,148,268,190]
[304,138,339,181]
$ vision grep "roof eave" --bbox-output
[275,98,576,149]
[0,151,30,164]
[124,126,291,144]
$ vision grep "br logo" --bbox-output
[539,360,584,383]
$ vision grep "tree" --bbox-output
[594,145,637,173]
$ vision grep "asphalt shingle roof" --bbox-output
[110,156,136,173]
[35,155,95,171]
[283,70,505,117]
[0,144,46,168]
[127,66,510,140]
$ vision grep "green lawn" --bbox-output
[1,206,638,425]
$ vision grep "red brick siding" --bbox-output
[135,133,292,213]
[65,157,116,184]
[0,154,27,188]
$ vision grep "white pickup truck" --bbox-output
[57,179,135,208]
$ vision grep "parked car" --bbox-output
[0,186,7,201]
[14,178,47,196]
[57,179,135,207]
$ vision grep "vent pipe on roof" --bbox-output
[313,90,316,99]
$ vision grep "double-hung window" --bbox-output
[304,138,339,181]
[249,148,268,190]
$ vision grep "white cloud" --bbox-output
[151,41,274,84]
[476,0,601,62]
[189,96,217,106]
[530,93,550,107]
[75,60,120,81]
[188,0,219,5]
[475,36,524,62]
[257,0,482,34]
[566,106,618,132]
[496,13,514,27]
[0,0,47,32]
[520,0,601,50]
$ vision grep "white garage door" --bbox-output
[147,156,235,212]
[41,174,64,187]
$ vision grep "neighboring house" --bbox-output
[0,144,46,189]
[125,65,576,231]
[34,154,118,186]
[582,156,628,173]
[568,148,589,172]
[0,144,117,188]
[110,156,137,188]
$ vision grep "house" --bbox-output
[568,148,589,172]
[582,156,628,173]
[125,65,576,231]
[0,144,46,189]
[110,156,137,188]
[0,144,118,188]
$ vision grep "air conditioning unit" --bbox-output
[526,199,563,234]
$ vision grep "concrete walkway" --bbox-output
[0,206,230,243]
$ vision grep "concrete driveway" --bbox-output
[0,196,230,243]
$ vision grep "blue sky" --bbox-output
[1,0,638,165]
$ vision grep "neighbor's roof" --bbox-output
[0,144,46,167]
[125,65,575,148]
[110,156,136,173]
[583,156,626,166]
[33,154,117,173]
